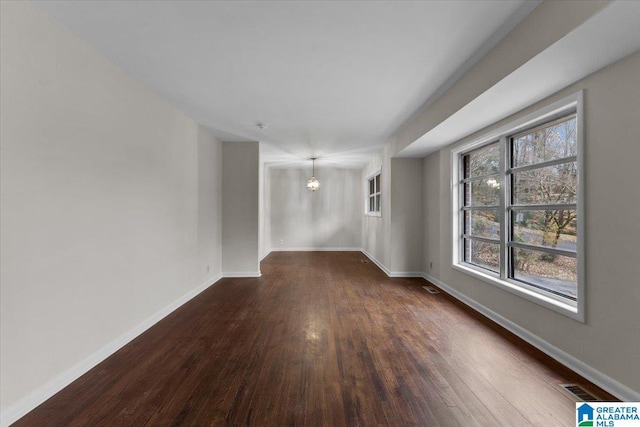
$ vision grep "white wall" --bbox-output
[259,157,265,258]
[258,153,272,260]
[424,51,640,396]
[270,168,362,250]
[198,127,223,283]
[222,142,260,274]
[422,152,441,277]
[389,158,423,273]
[362,152,423,275]
[362,146,391,266]
[0,1,223,417]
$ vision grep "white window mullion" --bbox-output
[366,170,382,216]
[459,154,466,264]
[499,135,508,280]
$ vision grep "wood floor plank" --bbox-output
[12,251,615,426]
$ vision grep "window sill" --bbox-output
[451,263,584,323]
[365,212,382,217]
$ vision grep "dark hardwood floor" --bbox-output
[14,251,614,426]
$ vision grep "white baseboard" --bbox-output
[222,271,261,278]
[271,247,362,252]
[389,271,424,278]
[360,248,391,276]
[360,249,424,278]
[421,273,640,402]
[0,274,223,427]
[259,251,271,262]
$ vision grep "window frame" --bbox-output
[366,170,382,217]
[451,91,585,322]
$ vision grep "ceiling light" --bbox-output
[307,158,320,192]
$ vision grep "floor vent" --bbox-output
[560,384,599,401]
[422,285,440,294]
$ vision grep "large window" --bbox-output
[453,94,583,319]
[367,171,381,216]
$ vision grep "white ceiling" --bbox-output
[399,0,640,158]
[33,0,535,168]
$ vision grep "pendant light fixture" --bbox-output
[306,157,320,192]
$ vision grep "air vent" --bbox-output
[560,384,599,401]
[422,285,440,294]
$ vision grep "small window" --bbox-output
[366,171,381,216]
[452,92,583,320]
